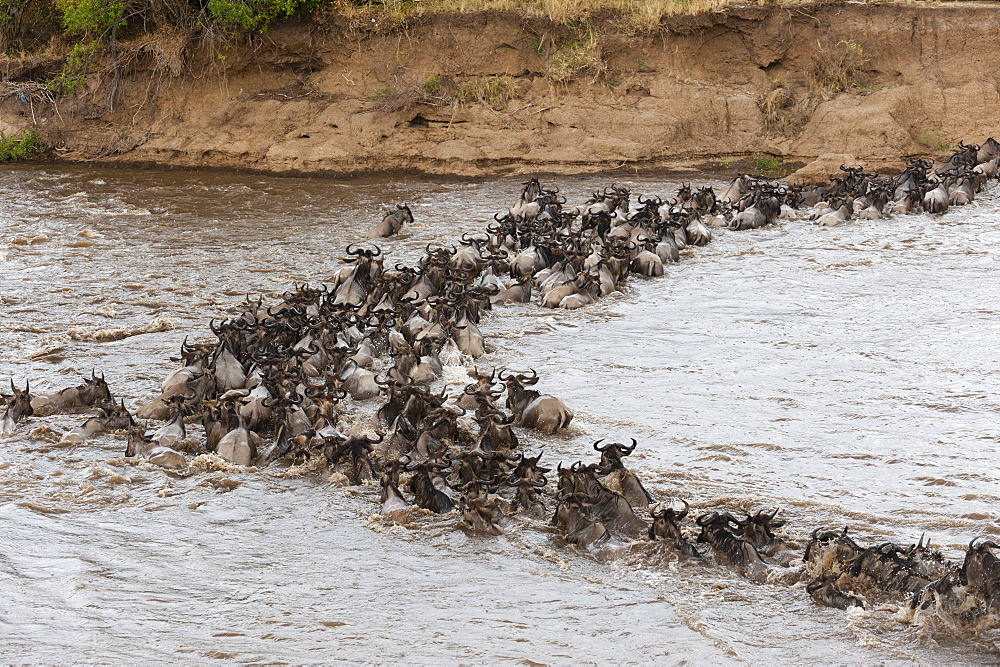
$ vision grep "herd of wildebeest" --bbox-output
[3,139,1000,635]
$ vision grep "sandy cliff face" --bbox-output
[3,2,1000,177]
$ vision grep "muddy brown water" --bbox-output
[1,164,999,662]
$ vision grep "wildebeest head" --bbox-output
[959,538,1000,609]
[806,574,864,610]
[593,438,637,470]
[741,508,784,549]
[521,177,542,203]
[804,526,863,566]
[4,379,33,421]
[91,400,135,432]
[649,500,689,542]
[402,457,454,514]
[648,500,700,557]
[79,371,114,407]
[125,427,152,457]
[695,511,769,581]
[460,494,503,535]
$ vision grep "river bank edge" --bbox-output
[3,2,999,182]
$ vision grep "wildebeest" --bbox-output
[552,491,611,550]
[404,457,455,514]
[740,508,798,566]
[216,414,261,466]
[505,450,549,517]
[367,204,414,238]
[151,395,190,449]
[460,494,504,535]
[500,369,573,434]
[323,429,381,484]
[1,379,33,436]
[922,179,950,215]
[729,190,782,230]
[125,428,187,470]
[593,439,652,511]
[648,500,700,558]
[806,575,865,610]
[960,538,1000,610]
[554,460,648,539]
[31,371,114,413]
[813,197,853,227]
[380,467,412,523]
[696,511,769,583]
[804,526,865,572]
[59,400,134,444]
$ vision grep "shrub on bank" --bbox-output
[0,132,46,162]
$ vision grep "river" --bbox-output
[1,164,998,662]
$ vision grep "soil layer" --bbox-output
[3,2,1000,179]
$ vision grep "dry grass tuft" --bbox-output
[370,87,427,112]
[807,38,870,97]
[757,80,821,136]
[328,0,917,31]
[546,29,606,82]
[759,85,794,127]
[455,75,521,110]
[367,73,456,112]
[329,0,735,32]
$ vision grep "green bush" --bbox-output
[206,0,322,31]
[46,40,96,97]
[751,154,781,174]
[917,131,952,152]
[56,0,124,35]
[0,132,46,162]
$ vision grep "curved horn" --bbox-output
[593,463,614,476]
[696,511,719,527]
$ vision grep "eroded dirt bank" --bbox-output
[3,2,1000,177]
